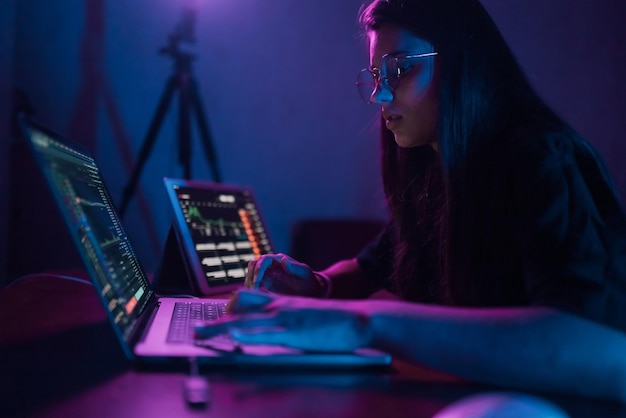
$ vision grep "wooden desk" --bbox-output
[1,275,624,418]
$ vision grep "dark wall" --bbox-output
[0,0,15,284]
[5,0,626,281]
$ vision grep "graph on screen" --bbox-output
[172,185,273,284]
[26,126,152,339]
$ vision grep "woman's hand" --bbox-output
[244,253,329,297]
[196,290,373,352]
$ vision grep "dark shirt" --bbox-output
[357,128,626,333]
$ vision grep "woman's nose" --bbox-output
[370,80,393,104]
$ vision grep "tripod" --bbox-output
[118,11,221,217]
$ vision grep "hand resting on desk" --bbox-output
[196,290,372,352]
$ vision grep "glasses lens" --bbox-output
[381,56,400,91]
[356,69,376,104]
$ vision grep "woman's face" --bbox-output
[368,25,439,148]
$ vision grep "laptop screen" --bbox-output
[164,178,273,294]
[22,118,154,343]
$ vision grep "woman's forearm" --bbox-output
[367,301,626,402]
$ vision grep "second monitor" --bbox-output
[159,178,274,295]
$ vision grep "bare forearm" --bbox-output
[367,301,626,402]
[321,258,376,299]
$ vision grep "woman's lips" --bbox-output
[384,114,402,130]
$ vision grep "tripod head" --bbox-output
[159,8,197,67]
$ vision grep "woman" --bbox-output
[196,0,626,401]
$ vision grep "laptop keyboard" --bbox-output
[167,301,228,343]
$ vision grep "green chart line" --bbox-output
[187,206,242,228]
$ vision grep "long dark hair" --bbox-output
[359,0,567,304]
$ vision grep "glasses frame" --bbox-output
[356,52,438,104]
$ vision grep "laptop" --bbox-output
[19,115,392,368]
[157,177,274,296]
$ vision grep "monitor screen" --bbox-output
[165,178,273,293]
[23,119,154,342]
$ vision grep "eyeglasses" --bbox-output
[355,52,438,104]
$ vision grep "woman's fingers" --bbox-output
[229,327,289,345]
[194,313,280,339]
[197,294,371,352]
[243,253,316,296]
[229,289,274,313]
[244,259,257,288]
[246,254,285,289]
[252,256,272,289]
[281,257,311,277]
[196,291,279,340]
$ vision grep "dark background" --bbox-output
[1,0,625,284]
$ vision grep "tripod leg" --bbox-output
[119,75,178,216]
[189,76,222,183]
[178,73,192,179]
